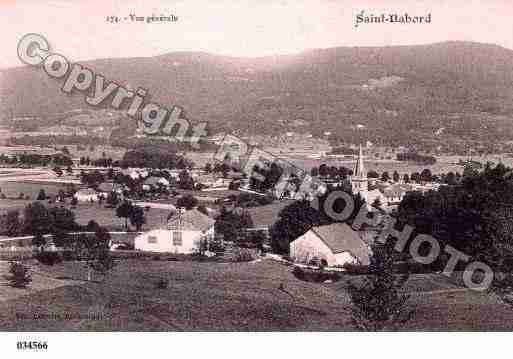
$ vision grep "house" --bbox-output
[97,182,122,194]
[290,223,371,266]
[134,209,215,253]
[143,176,169,191]
[74,188,100,202]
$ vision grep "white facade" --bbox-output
[290,230,359,267]
[74,189,101,202]
[134,226,214,254]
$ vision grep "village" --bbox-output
[1,137,510,331]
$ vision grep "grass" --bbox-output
[0,199,170,232]
[0,259,351,331]
[1,258,513,331]
[0,182,68,200]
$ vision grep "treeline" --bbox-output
[121,146,193,169]
[0,153,73,167]
[9,135,108,147]
[396,162,513,268]
[396,152,436,164]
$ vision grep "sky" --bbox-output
[0,0,512,68]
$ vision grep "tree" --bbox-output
[7,261,32,289]
[177,194,198,210]
[37,189,47,200]
[347,243,413,331]
[403,174,410,183]
[444,171,457,185]
[381,171,390,182]
[393,171,400,182]
[0,210,22,237]
[32,233,46,247]
[24,202,54,236]
[420,168,432,183]
[52,227,70,247]
[76,227,115,281]
[116,201,133,230]
[310,166,319,177]
[367,170,379,179]
[49,206,76,232]
[178,170,195,190]
[106,191,119,207]
[372,197,382,209]
[129,205,146,231]
[215,207,253,242]
[53,166,63,177]
[204,163,213,173]
[80,170,105,189]
[319,164,329,178]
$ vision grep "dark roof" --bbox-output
[167,209,215,232]
[310,223,371,265]
[247,200,295,229]
[97,182,117,193]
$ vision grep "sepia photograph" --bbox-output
[1,0,513,356]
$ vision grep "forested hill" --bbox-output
[3,41,513,151]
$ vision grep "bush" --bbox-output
[232,248,255,262]
[8,261,32,288]
[342,263,372,275]
[292,266,305,279]
[292,266,340,283]
[35,251,63,266]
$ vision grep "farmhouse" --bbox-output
[290,223,371,266]
[134,209,215,253]
[73,188,101,202]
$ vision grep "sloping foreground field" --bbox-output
[1,259,513,331]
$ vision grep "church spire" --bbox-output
[353,144,366,178]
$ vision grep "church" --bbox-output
[350,145,368,203]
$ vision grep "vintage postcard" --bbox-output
[0,0,513,356]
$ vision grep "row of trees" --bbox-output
[0,153,73,167]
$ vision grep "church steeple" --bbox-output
[353,144,366,179]
[351,144,368,201]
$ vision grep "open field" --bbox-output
[0,199,171,231]
[0,181,69,200]
[0,259,512,331]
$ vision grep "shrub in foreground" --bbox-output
[8,261,32,288]
[35,251,63,266]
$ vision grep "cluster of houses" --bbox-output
[73,145,440,268]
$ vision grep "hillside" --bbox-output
[2,41,513,152]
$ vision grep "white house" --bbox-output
[134,209,215,253]
[290,223,371,267]
[74,188,101,202]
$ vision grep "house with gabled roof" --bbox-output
[134,209,215,253]
[290,222,371,266]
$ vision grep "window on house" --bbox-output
[172,231,182,246]
[148,235,157,244]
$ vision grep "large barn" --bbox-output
[134,209,215,253]
[290,222,371,267]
